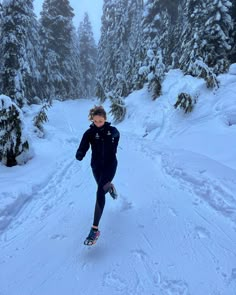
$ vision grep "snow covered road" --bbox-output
[1,97,236,295]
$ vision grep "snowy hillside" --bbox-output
[0,67,236,295]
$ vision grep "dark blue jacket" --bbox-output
[76,122,120,168]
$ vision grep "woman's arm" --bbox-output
[75,130,90,161]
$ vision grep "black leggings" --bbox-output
[92,162,117,227]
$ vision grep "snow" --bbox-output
[147,49,154,58]
[229,63,236,75]
[138,65,149,75]
[0,94,13,109]
[1,67,236,295]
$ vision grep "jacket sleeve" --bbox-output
[75,130,90,161]
[113,127,120,154]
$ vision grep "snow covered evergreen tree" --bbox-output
[136,0,168,98]
[109,93,126,123]
[158,0,182,68]
[95,81,106,102]
[39,0,81,100]
[0,95,31,167]
[0,2,3,92]
[204,0,233,73]
[33,103,50,138]
[174,92,196,113]
[0,0,43,108]
[166,0,185,69]
[111,0,128,86]
[78,13,97,98]
[96,0,143,101]
[179,0,233,87]
[97,0,234,99]
[120,0,144,93]
[70,29,83,99]
[96,0,117,99]
[0,3,2,38]
[229,0,236,63]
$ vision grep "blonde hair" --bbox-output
[89,105,107,121]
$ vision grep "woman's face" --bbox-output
[93,115,106,128]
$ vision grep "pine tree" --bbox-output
[96,0,144,100]
[204,0,233,73]
[122,1,143,90]
[139,0,182,73]
[180,0,233,83]
[95,80,106,102]
[0,3,3,92]
[105,0,131,97]
[69,29,83,99]
[165,0,184,69]
[179,0,202,72]
[33,104,50,138]
[159,0,182,68]
[96,0,117,98]
[120,0,144,92]
[0,3,3,38]
[174,92,196,113]
[109,94,126,123]
[137,0,167,98]
[229,0,236,63]
[78,13,97,98]
[111,0,128,81]
[39,0,81,100]
[0,95,31,167]
[0,0,43,108]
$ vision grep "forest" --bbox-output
[0,0,236,166]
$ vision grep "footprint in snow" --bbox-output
[68,201,74,207]
[50,234,66,240]
[131,249,147,260]
[160,279,189,295]
[119,195,133,211]
[194,226,211,239]
[192,198,202,206]
[103,271,126,291]
[168,207,178,217]
[229,268,236,283]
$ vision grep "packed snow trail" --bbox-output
[0,100,236,295]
